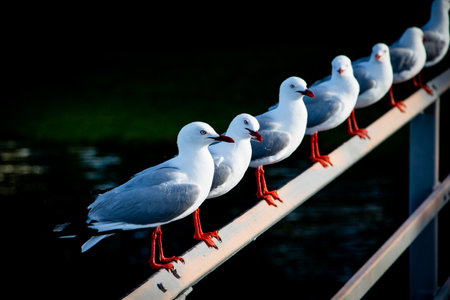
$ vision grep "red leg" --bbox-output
[255,166,277,206]
[157,227,184,264]
[192,208,220,249]
[309,133,318,161]
[315,134,333,166]
[416,72,433,95]
[309,133,332,167]
[389,86,406,112]
[259,166,282,203]
[346,115,354,135]
[148,226,183,270]
[347,110,369,139]
[255,166,265,199]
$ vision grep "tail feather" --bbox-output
[81,233,115,253]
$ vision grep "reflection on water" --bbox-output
[0,141,48,195]
[0,141,122,195]
[68,146,121,190]
[2,140,412,299]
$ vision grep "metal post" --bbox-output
[409,98,440,300]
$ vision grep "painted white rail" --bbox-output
[124,69,450,300]
[332,175,450,300]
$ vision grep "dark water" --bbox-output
[2,132,449,300]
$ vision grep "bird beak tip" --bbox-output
[301,89,315,98]
[254,133,263,142]
[213,134,235,143]
[246,128,263,142]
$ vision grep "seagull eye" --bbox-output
[200,130,207,135]
[244,120,249,125]
[289,84,295,89]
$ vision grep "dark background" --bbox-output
[2,1,449,299]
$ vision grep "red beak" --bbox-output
[375,54,381,61]
[423,36,427,42]
[299,89,315,98]
[338,68,344,74]
[246,128,263,142]
[211,134,235,143]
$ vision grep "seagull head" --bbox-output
[228,113,262,142]
[399,27,425,46]
[372,43,390,62]
[332,55,353,77]
[432,0,450,13]
[178,122,234,150]
[280,76,315,101]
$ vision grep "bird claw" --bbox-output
[257,192,281,207]
[266,190,282,202]
[210,230,222,242]
[170,256,185,264]
[157,255,185,266]
[263,195,278,207]
[194,233,220,249]
[422,84,433,95]
[310,155,333,167]
[391,101,406,113]
[148,260,175,271]
[205,238,219,249]
[348,128,370,140]
[257,189,283,207]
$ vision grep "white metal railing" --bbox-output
[331,175,450,299]
[124,69,450,300]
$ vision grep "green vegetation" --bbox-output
[4,46,443,145]
[3,48,330,143]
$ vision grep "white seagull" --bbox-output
[422,0,450,68]
[389,27,432,112]
[249,76,314,206]
[82,122,234,271]
[304,55,360,167]
[349,43,394,139]
[193,113,262,248]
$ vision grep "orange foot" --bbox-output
[310,155,333,168]
[390,100,406,113]
[194,231,221,249]
[348,128,370,139]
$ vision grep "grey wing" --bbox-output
[250,114,290,160]
[423,30,446,62]
[304,91,342,128]
[88,167,199,225]
[251,129,290,160]
[210,157,232,191]
[353,65,376,95]
[389,47,417,74]
[256,114,280,131]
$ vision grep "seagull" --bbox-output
[193,113,262,248]
[81,122,234,271]
[249,76,314,206]
[422,0,450,68]
[389,27,431,112]
[304,55,360,167]
[349,43,393,139]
